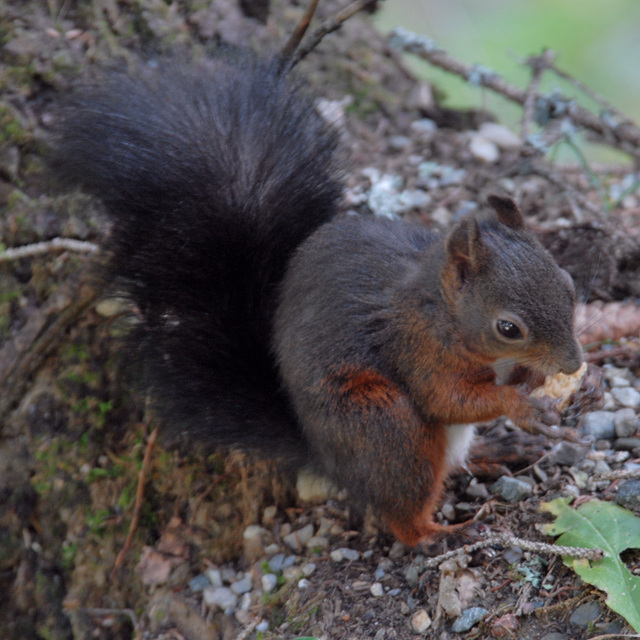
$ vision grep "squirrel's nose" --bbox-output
[558,341,584,375]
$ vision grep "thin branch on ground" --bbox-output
[596,468,640,482]
[289,0,378,69]
[521,49,555,141]
[423,533,603,570]
[0,237,98,261]
[279,0,321,68]
[0,276,101,421]
[111,426,159,577]
[390,28,640,158]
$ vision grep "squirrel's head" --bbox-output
[441,194,583,376]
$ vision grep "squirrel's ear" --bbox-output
[487,194,525,230]
[445,216,488,286]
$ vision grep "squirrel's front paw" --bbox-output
[516,396,576,441]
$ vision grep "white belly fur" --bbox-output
[445,423,476,470]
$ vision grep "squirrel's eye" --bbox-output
[496,319,523,340]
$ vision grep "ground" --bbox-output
[1,1,639,639]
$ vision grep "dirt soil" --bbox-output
[1,1,640,639]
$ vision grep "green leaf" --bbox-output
[540,497,640,632]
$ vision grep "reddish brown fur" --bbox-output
[331,367,401,409]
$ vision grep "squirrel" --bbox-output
[52,54,584,547]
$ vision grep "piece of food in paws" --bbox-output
[530,361,588,410]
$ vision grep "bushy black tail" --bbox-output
[53,55,343,458]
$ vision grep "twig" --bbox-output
[389,28,640,158]
[279,0,321,68]
[74,608,138,628]
[545,60,630,126]
[596,468,640,482]
[111,426,159,577]
[0,237,98,262]
[0,276,101,421]
[422,533,603,570]
[289,0,378,69]
[521,49,555,141]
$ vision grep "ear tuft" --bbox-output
[445,216,487,286]
[487,194,525,230]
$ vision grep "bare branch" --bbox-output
[390,28,640,158]
[0,237,98,262]
[288,0,378,69]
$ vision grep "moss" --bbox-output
[0,104,30,146]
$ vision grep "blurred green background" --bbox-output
[375,0,640,158]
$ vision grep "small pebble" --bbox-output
[206,568,223,588]
[370,582,384,597]
[615,479,640,511]
[478,122,521,149]
[330,548,360,562]
[203,587,238,613]
[298,578,311,589]
[404,564,420,587]
[239,592,251,611]
[306,535,329,550]
[602,392,617,411]
[430,206,452,226]
[388,135,411,151]
[548,441,588,467]
[610,375,630,387]
[579,411,616,440]
[302,563,316,577]
[221,567,236,583]
[469,135,499,163]
[615,437,640,451]
[611,387,640,408]
[411,609,432,633]
[502,546,523,565]
[569,601,600,628]
[388,540,408,560]
[439,166,467,186]
[256,620,269,633]
[282,566,302,582]
[593,459,611,475]
[268,553,285,573]
[283,523,314,551]
[411,118,437,135]
[261,573,278,593]
[231,575,253,595]
[440,502,456,520]
[490,476,532,502]
[614,408,640,437]
[451,607,488,632]
[465,482,488,499]
[296,470,334,503]
[262,505,277,525]
[188,574,210,592]
[235,609,250,625]
[243,524,266,563]
[603,365,631,382]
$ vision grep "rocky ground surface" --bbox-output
[1,1,640,639]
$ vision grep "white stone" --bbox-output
[478,122,521,149]
[284,523,315,551]
[261,573,278,593]
[411,609,432,633]
[203,587,238,613]
[469,134,499,163]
